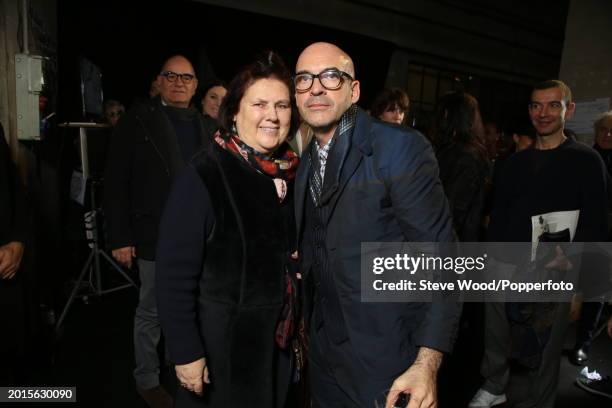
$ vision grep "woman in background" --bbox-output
[431,91,489,242]
[200,79,227,121]
[369,87,410,125]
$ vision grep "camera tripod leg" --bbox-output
[99,249,138,289]
[56,250,95,331]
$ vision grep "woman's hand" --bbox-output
[175,357,210,395]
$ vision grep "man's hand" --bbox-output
[112,246,136,268]
[544,245,573,272]
[386,347,442,408]
[175,357,210,396]
[0,241,25,280]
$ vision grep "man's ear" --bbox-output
[351,80,361,104]
[565,101,576,120]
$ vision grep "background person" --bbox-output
[104,55,213,408]
[103,99,125,127]
[199,79,227,120]
[0,122,28,385]
[431,91,490,242]
[369,87,410,125]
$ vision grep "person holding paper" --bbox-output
[469,80,609,408]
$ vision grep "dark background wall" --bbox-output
[57,0,395,120]
[56,0,572,134]
[197,0,570,84]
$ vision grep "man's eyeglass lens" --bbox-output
[161,71,195,83]
[294,70,352,91]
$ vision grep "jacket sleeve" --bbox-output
[382,131,461,353]
[156,165,215,364]
[0,125,28,245]
[104,113,137,249]
[575,152,609,242]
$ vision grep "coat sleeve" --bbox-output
[575,152,609,242]
[156,165,215,365]
[103,113,138,249]
[0,124,28,245]
[382,131,461,353]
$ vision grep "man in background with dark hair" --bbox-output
[0,122,28,385]
[469,80,609,408]
[104,55,213,408]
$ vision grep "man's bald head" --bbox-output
[156,55,198,108]
[296,42,355,77]
[160,55,195,75]
[295,42,360,143]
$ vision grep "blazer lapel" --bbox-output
[196,115,214,149]
[148,103,185,178]
[294,139,313,240]
[321,144,362,226]
[321,108,372,225]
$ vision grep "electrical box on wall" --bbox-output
[15,54,44,140]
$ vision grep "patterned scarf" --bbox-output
[308,104,358,206]
[214,131,300,201]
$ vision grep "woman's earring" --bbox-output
[232,121,238,134]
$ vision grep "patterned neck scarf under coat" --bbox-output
[308,104,357,207]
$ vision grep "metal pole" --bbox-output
[79,127,89,180]
[22,0,28,54]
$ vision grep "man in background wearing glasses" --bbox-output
[104,55,214,408]
[103,99,125,127]
[293,42,460,408]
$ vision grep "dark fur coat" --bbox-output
[158,143,295,408]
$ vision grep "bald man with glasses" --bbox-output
[104,55,216,408]
[293,42,460,408]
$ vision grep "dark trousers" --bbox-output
[134,259,162,389]
[0,278,27,385]
[481,302,570,408]
[574,301,605,351]
[309,320,399,408]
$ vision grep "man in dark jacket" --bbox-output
[0,122,28,385]
[294,42,460,408]
[104,55,213,408]
[470,81,609,408]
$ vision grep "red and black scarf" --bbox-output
[214,131,299,181]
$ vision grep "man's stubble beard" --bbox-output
[309,121,337,136]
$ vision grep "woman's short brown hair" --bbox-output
[369,87,410,119]
[218,51,298,140]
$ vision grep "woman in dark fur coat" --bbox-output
[156,51,300,408]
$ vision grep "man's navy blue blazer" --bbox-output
[295,107,461,377]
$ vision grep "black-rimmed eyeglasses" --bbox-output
[160,71,196,84]
[294,69,353,92]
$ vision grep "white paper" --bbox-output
[531,210,580,260]
[70,170,86,206]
